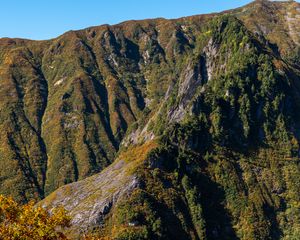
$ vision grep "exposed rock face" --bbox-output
[39,159,140,235]
[38,140,157,236]
[168,38,218,123]
[202,38,218,81]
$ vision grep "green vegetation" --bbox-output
[0,1,300,239]
[92,14,300,240]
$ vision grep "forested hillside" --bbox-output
[1,1,300,239]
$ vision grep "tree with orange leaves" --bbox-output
[0,195,70,240]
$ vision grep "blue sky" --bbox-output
[0,0,259,40]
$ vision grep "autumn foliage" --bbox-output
[0,195,70,240]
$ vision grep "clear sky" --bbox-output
[0,0,259,40]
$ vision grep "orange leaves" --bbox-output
[0,195,70,240]
[118,140,158,164]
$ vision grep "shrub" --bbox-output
[0,195,70,240]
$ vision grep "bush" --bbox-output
[0,195,70,240]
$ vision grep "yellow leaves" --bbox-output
[0,195,70,240]
[118,140,158,164]
[3,54,14,66]
[116,140,158,176]
[204,30,212,35]
[83,236,109,240]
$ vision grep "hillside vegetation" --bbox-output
[0,0,300,239]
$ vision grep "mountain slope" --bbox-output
[41,6,300,239]
[1,1,300,239]
[1,0,299,203]
[0,17,199,201]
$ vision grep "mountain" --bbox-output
[1,0,300,239]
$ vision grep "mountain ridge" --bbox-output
[0,1,300,239]
[40,3,300,239]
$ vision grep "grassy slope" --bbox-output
[0,8,211,202]
[41,8,300,239]
[0,5,299,237]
